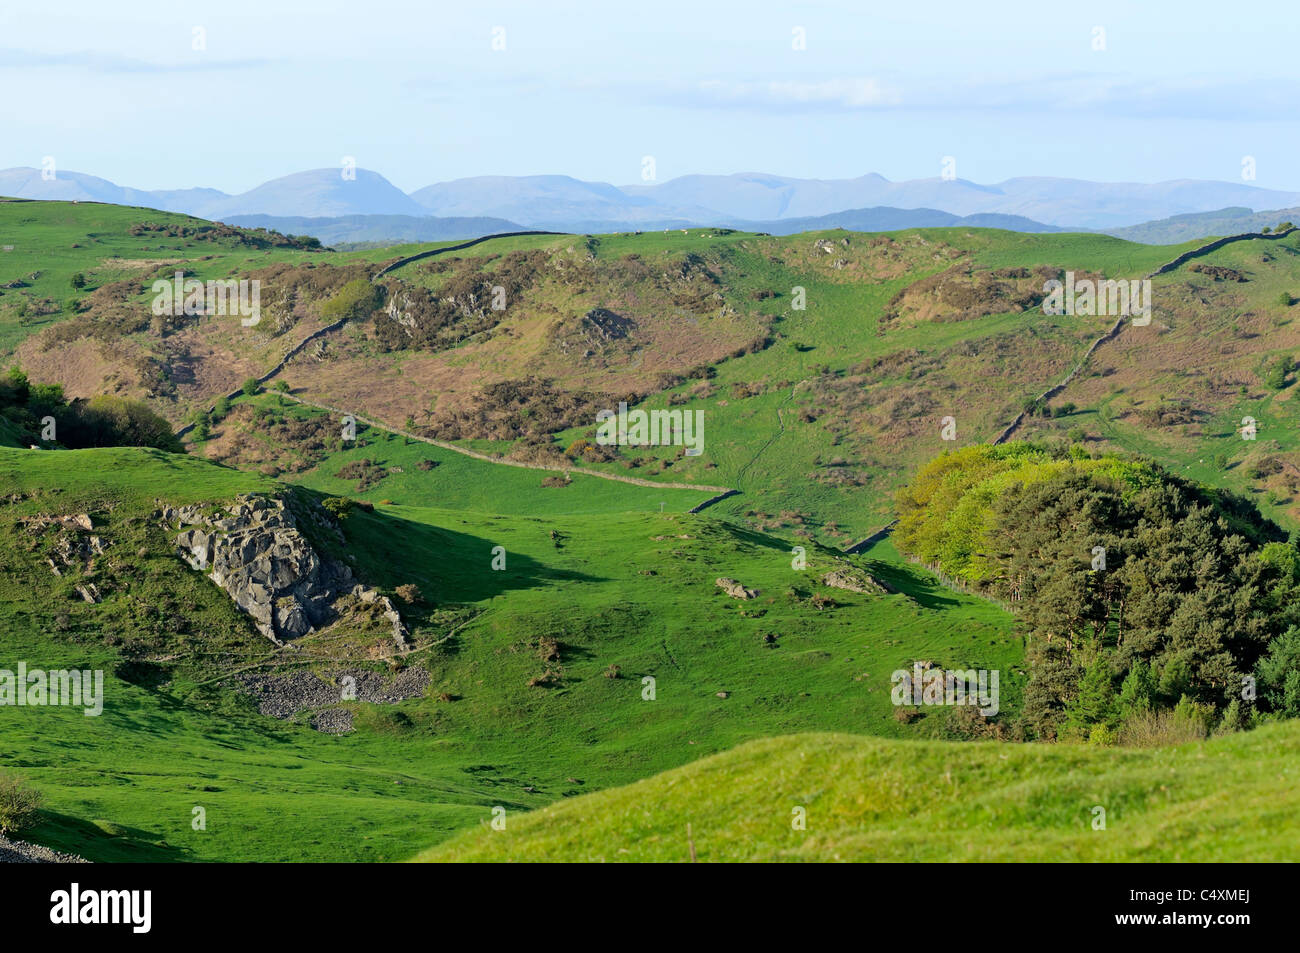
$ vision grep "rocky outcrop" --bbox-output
[165,494,408,649]
[578,307,635,343]
[716,577,759,599]
[821,567,891,595]
[19,513,109,588]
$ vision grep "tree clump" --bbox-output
[896,442,1299,741]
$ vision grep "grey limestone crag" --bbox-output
[165,494,408,648]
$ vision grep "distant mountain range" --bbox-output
[1103,206,1300,244]
[4,166,1300,244]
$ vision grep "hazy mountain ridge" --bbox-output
[1103,206,1300,244]
[5,166,1300,234]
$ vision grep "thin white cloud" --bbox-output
[657,72,1300,121]
[696,77,903,109]
[0,48,270,73]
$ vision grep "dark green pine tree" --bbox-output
[1062,651,1118,740]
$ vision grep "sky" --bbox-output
[2,0,1298,194]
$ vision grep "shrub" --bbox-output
[1216,698,1248,735]
[0,773,42,835]
[321,496,354,520]
[322,279,383,323]
[941,704,1006,739]
[1264,355,1291,390]
[67,396,183,452]
[1117,706,1209,747]
[892,706,922,724]
[1087,723,1117,746]
[810,592,838,610]
[241,377,261,397]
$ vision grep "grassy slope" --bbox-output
[521,229,1207,538]
[0,199,332,358]
[0,444,1019,861]
[9,202,1260,545]
[200,395,714,515]
[1016,233,1300,528]
[418,722,1300,862]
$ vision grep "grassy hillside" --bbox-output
[0,198,326,357]
[12,200,1251,548]
[0,443,1019,861]
[5,200,1298,865]
[417,723,1300,862]
[190,393,717,515]
[1023,233,1300,528]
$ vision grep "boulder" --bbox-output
[716,577,759,599]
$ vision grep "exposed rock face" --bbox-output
[166,495,408,649]
[716,577,759,599]
[578,307,634,343]
[19,513,109,585]
[820,567,891,595]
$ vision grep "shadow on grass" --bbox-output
[337,506,605,604]
[27,810,193,863]
[855,556,965,610]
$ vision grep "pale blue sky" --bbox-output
[2,0,1297,192]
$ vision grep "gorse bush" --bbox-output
[322,278,383,323]
[1264,354,1292,390]
[0,773,42,836]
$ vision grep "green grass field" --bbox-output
[418,723,1300,862]
[0,443,1020,861]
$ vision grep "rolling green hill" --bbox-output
[416,723,1300,862]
